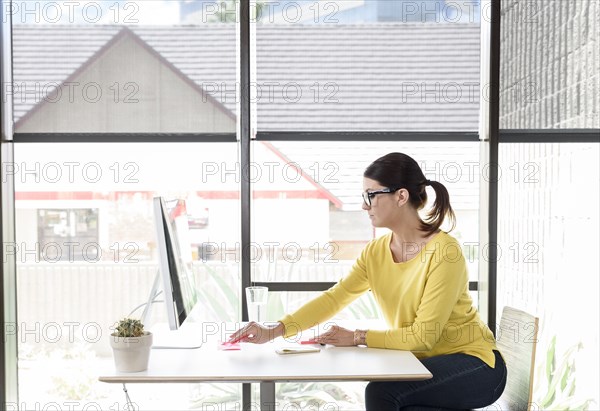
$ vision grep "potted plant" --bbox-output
[110,318,153,372]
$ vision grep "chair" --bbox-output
[483,306,539,411]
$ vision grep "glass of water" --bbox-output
[245,286,268,323]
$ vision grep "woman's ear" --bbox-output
[396,188,409,207]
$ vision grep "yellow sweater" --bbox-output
[279,231,498,368]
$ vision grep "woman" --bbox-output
[229,152,506,410]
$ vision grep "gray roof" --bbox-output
[13,26,122,121]
[255,24,480,131]
[12,24,480,131]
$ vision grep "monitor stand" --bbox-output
[150,321,204,350]
[139,271,204,349]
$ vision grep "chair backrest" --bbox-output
[495,306,539,411]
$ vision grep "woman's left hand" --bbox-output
[314,324,355,347]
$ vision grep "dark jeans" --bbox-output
[365,350,506,411]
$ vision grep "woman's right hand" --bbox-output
[228,321,285,344]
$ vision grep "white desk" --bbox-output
[99,325,432,410]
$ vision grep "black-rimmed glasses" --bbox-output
[362,188,401,207]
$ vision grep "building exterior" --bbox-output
[497,0,599,407]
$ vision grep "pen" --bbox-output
[300,340,326,346]
[228,336,244,344]
[229,332,257,344]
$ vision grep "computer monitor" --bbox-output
[153,196,199,330]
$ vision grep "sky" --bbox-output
[6,1,483,25]
[8,0,181,25]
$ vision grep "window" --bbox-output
[14,142,241,409]
[36,208,99,262]
[5,1,488,408]
[7,0,597,410]
[12,4,236,134]
[253,2,483,408]
[497,142,599,409]
[498,0,600,408]
[500,0,599,129]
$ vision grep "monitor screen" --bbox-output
[153,197,199,330]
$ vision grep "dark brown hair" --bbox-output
[364,152,456,234]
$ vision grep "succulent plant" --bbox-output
[114,318,145,338]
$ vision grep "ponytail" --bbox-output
[420,179,456,235]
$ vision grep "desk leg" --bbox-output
[122,383,135,410]
[260,382,276,411]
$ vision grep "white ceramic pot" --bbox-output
[110,332,153,372]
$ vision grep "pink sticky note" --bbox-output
[219,341,241,351]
